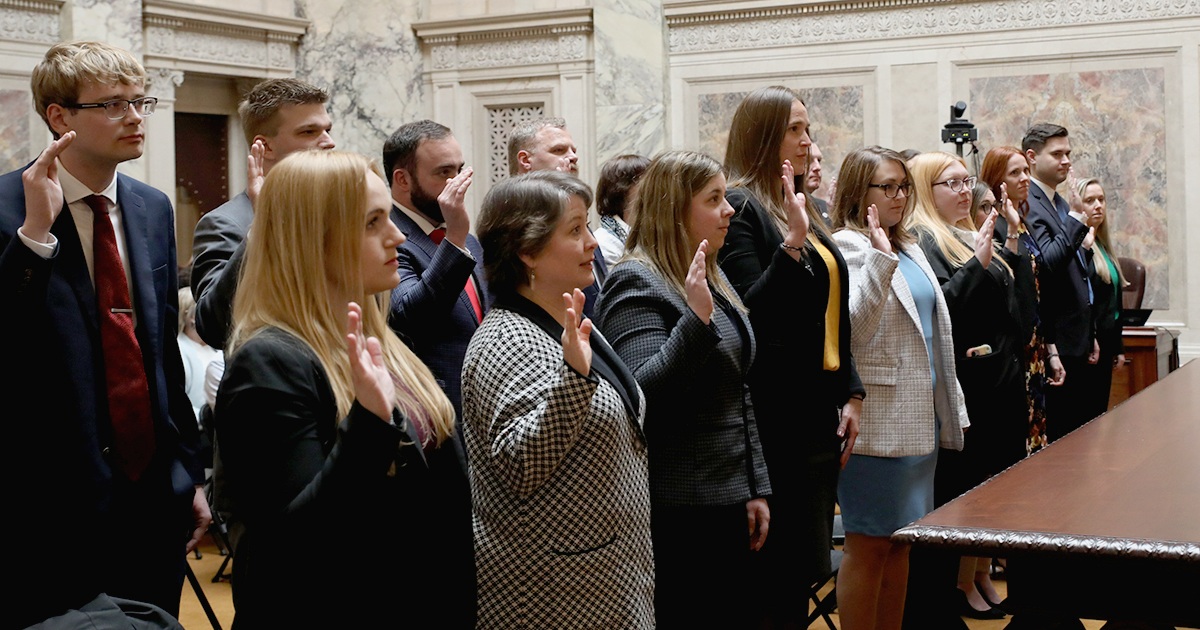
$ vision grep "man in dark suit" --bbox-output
[1023,122,1095,440]
[191,78,335,349]
[507,117,607,316]
[1,41,209,626]
[384,120,487,418]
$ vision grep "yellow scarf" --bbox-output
[807,233,841,371]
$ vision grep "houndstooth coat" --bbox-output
[461,294,654,629]
[834,230,970,457]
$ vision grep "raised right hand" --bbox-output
[439,166,474,248]
[346,301,396,422]
[561,289,593,376]
[781,159,810,247]
[246,139,266,207]
[20,131,75,243]
[685,240,714,324]
[865,204,892,254]
[975,209,997,268]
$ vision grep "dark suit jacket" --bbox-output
[718,188,864,462]
[216,327,475,628]
[1026,182,1093,357]
[388,205,488,418]
[596,260,771,507]
[0,166,203,626]
[190,191,253,349]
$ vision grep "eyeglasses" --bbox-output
[977,201,997,213]
[867,183,912,199]
[933,176,977,193]
[64,97,158,120]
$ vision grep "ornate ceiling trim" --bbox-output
[142,0,309,76]
[414,8,593,72]
[0,0,64,45]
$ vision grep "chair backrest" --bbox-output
[1118,257,1145,310]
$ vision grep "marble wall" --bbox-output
[0,90,31,172]
[296,0,426,159]
[695,85,865,200]
[969,68,1168,308]
[593,0,667,166]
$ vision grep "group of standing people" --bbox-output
[7,37,1128,630]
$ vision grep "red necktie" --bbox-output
[429,227,485,323]
[85,195,156,481]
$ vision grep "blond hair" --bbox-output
[31,41,146,134]
[907,152,1010,277]
[724,86,829,241]
[228,150,455,443]
[624,150,745,312]
[1075,177,1127,288]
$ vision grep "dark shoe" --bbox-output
[956,588,1006,620]
[976,580,1008,612]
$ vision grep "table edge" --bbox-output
[891,524,1200,562]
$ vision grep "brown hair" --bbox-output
[830,146,916,251]
[237,78,329,146]
[507,117,567,176]
[596,154,650,218]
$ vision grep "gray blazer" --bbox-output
[462,302,654,629]
[190,191,253,349]
[596,259,771,507]
[834,230,969,457]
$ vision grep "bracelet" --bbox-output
[780,242,805,253]
[1005,233,1020,241]
[1047,353,1059,359]
[849,393,865,401]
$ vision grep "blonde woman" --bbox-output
[717,86,862,626]
[1074,176,1126,419]
[215,150,474,628]
[830,147,968,630]
[596,150,771,628]
[907,152,1031,620]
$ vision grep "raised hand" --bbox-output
[865,204,892,254]
[346,301,396,422]
[561,288,593,376]
[975,209,998,268]
[20,131,75,243]
[780,159,810,253]
[1066,166,1083,214]
[246,139,266,207]
[685,240,714,324]
[999,182,1021,228]
[439,166,474,248]
[1082,226,1096,251]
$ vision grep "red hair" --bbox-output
[980,146,1028,215]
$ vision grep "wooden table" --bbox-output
[894,359,1200,626]
[1108,326,1180,410]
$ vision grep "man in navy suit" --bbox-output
[1023,123,1096,440]
[507,117,608,315]
[384,120,487,418]
[1,41,209,626]
[191,78,335,349]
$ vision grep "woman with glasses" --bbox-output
[830,147,968,630]
[717,85,863,628]
[907,152,1032,620]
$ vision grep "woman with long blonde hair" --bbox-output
[718,85,862,627]
[907,152,1032,621]
[597,150,771,627]
[1074,176,1126,420]
[216,150,474,628]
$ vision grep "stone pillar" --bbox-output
[591,0,667,166]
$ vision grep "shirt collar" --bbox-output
[1031,176,1059,202]
[57,159,118,208]
[392,200,440,236]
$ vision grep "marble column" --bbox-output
[591,0,667,166]
[145,67,185,263]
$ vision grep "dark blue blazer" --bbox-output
[1026,181,1093,357]
[0,165,203,626]
[388,205,489,418]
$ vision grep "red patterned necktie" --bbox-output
[429,227,485,323]
[85,194,156,481]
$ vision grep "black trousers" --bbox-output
[1046,355,1093,441]
[652,502,755,630]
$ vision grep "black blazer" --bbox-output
[191,191,253,349]
[388,205,489,418]
[1,166,203,626]
[1090,246,1125,356]
[216,328,475,628]
[718,188,863,459]
[596,260,772,507]
[1026,182,1093,357]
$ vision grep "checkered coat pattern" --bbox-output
[595,260,771,508]
[462,307,655,629]
[834,230,969,457]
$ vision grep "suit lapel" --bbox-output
[52,204,100,334]
[392,205,484,323]
[117,176,160,363]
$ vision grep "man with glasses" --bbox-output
[1,41,208,626]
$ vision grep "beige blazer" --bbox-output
[834,230,969,457]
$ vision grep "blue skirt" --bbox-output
[838,445,938,537]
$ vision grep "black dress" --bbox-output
[718,188,863,620]
[1084,243,1125,420]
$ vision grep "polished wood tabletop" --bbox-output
[894,358,1200,562]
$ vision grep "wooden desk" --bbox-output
[894,360,1200,626]
[1108,326,1179,409]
